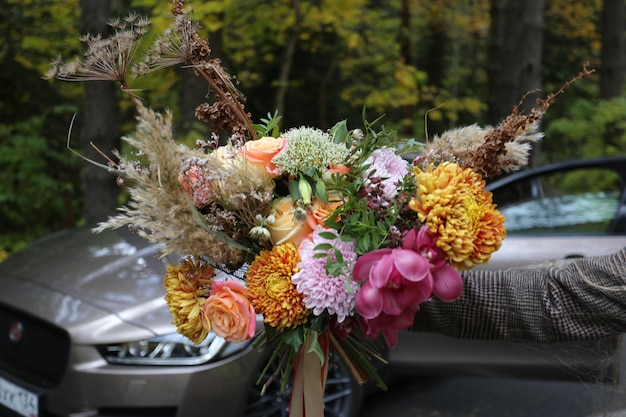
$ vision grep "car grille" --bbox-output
[0,303,70,388]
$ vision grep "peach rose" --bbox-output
[268,197,314,246]
[202,280,256,343]
[306,196,344,229]
[240,136,286,177]
[322,164,351,182]
[328,164,350,174]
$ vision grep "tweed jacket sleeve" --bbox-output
[411,248,626,343]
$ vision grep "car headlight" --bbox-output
[99,332,251,366]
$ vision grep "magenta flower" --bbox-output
[353,248,433,347]
[402,226,463,302]
[360,306,420,348]
[353,226,463,348]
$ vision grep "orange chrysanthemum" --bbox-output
[409,162,506,270]
[245,243,310,329]
[163,258,215,344]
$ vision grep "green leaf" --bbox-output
[331,119,349,143]
[313,243,333,251]
[339,234,355,243]
[288,179,301,201]
[318,231,338,240]
[283,327,305,351]
[344,280,355,295]
[315,179,328,205]
[306,331,326,366]
[253,110,283,137]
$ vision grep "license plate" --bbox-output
[0,374,39,417]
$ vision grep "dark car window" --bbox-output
[492,167,624,236]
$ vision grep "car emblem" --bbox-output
[9,321,23,344]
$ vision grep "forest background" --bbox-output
[1,0,625,260]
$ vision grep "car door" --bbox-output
[479,158,626,270]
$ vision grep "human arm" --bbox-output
[411,248,626,343]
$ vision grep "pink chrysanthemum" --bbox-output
[292,226,359,322]
[362,147,410,201]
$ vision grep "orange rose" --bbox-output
[202,280,256,343]
[268,197,313,246]
[306,196,343,229]
[322,164,351,182]
[240,136,286,177]
[328,164,350,174]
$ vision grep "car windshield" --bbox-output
[499,191,620,235]
[492,166,625,236]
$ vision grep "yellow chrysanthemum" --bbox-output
[245,243,309,330]
[163,258,215,344]
[409,162,506,270]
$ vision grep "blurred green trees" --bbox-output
[0,0,624,258]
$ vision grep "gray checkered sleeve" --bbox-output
[411,248,626,343]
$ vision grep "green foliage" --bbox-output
[544,0,602,76]
[253,111,283,137]
[2,0,84,108]
[0,1,84,258]
[4,0,81,74]
[0,0,613,256]
[552,169,622,195]
[321,117,419,255]
[544,98,626,163]
[0,105,83,256]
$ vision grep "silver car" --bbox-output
[1,157,625,417]
[390,156,626,383]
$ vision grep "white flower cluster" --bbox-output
[273,127,350,175]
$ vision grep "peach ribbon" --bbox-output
[289,330,330,417]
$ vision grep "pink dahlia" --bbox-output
[292,226,359,322]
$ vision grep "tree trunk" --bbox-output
[178,68,207,135]
[487,0,545,123]
[318,53,339,130]
[420,1,449,137]
[487,0,545,166]
[600,0,625,100]
[178,26,223,139]
[274,0,305,127]
[79,0,121,224]
[399,0,414,136]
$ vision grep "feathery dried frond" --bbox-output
[416,66,595,178]
[416,121,543,175]
[468,66,595,178]
[132,0,256,142]
[47,0,256,143]
[132,14,198,75]
[94,104,246,269]
[44,12,148,96]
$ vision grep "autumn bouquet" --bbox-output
[46,2,591,416]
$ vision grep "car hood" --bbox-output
[0,227,174,344]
